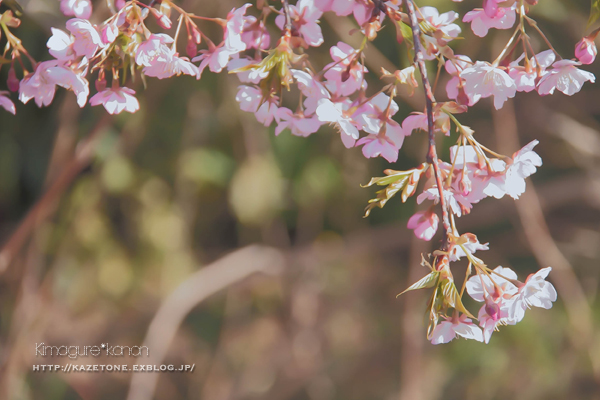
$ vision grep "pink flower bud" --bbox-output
[95,77,107,92]
[186,39,197,58]
[7,66,19,92]
[575,36,597,65]
[150,9,172,29]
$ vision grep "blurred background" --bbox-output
[1,0,600,399]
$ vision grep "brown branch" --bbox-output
[403,0,451,254]
[282,0,293,34]
[0,114,112,275]
[492,98,600,380]
[126,245,284,400]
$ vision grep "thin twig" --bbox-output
[0,114,112,274]
[282,0,293,33]
[403,0,452,247]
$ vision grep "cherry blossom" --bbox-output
[47,28,76,61]
[0,91,16,114]
[60,0,92,19]
[275,0,324,47]
[315,0,356,16]
[417,187,472,217]
[420,6,461,43]
[508,50,555,93]
[292,69,330,115]
[463,5,516,37]
[19,61,88,108]
[235,85,279,127]
[323,42,368,96]
[537,60,595,96]
[407,209,439,241]
[241,16,270,50]
[227,58,269,84]
[460,61,516,109]
[430,314,484,344]
[477,296,511,343]
[575,36,597,65]
[449,233,489,262]
[66,19,103,59]
[466,266,518,303]
[505,140,543,199]
[275,108,322,137]
[315,99,359,148]
[89,86,140,114]
[509,267,557,323]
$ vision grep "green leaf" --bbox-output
[588,0,600,30]
[397,271,439,297]
[440,280,474,319]
[398,21,414,46]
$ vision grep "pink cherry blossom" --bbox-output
[315,98,360,148]
[227,58,269,84]
[323,42,368,96]
[315,0,355,16]
[136,35,197,80]
[241,16,270,50]
[509,267,557,323]
[355,133,403,162]
[60,0,92,19]
[275,0,324,47]
[292,69,330,115]
[47,28,75,61]
[449,233,489,261]
[460,61,516,110]
[420,6,461,43]
[193,46,237,76]
[430,314,484,344]
[0,91,16,114]
[477,297,511,343]
[466,266,518,303]
[575,37,597,65]
[275,108,322,137]
[463,5,516,37]
[89,86,140,114]
[135,34,173,67]
[505,140,542,199]
[224,4,251,53]
[508,50,555,93]
[418,187,472,217]
[66,19,103,59]
[537,59,595,96]
[235,85,279,126]
[19,61,89,108]
[407,209,439,241]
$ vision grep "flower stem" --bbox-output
[403,0,452,243]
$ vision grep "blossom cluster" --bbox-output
[0,0,594,344]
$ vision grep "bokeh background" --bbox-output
[1,0,600,399]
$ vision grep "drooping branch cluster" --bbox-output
[1,0,596,344]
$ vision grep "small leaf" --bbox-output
[360,170,409,188]
[398,21,414,46]
[397,271,439,297]
[441,280,474,318]
[588,0,600,30]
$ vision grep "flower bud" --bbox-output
[95,77,107,92]
[150,9,172,29]
[575,36,597,65]
[186,39,197,58]
[7,66,19,92]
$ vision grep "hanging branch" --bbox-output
[403,0,452,254]
[281,0,293,34]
